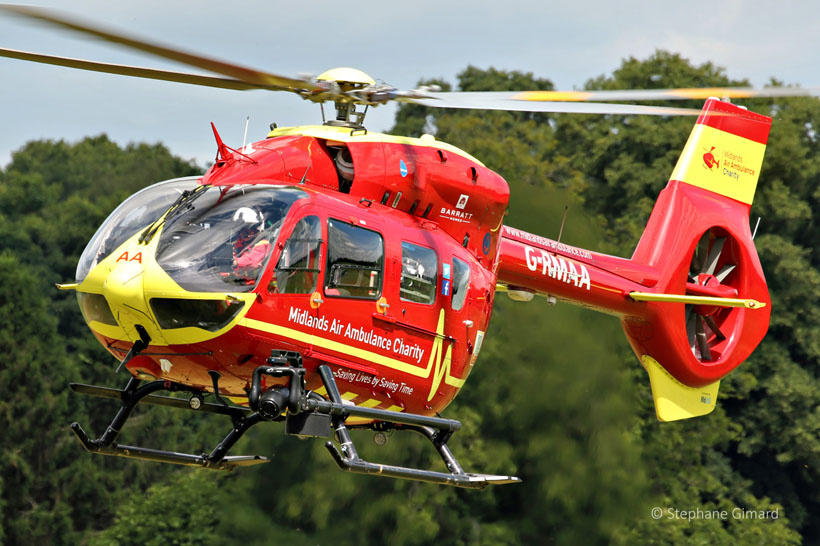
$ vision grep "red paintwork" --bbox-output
[86,100,772,416]
[697,99,771,144]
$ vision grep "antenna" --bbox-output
[752,216,761,239]
[242,116,250,150]
[557,206,569,243]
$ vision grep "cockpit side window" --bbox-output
[155,185,306,293]
[325,218,383,299]
[451,257,470,311]
[400,242,438,305]
[273,215,322,294]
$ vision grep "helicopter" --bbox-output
[0,5,790,489]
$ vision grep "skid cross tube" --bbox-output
[313,365,521,489]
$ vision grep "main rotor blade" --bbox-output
[409,93,702,116]
[0,4,316,91]
[0,48,268,91]
[510,87,820,102]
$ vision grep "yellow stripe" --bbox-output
[386,405,404,412]
[267,125,484,166]
[342,392,358,401]
[315,386,327,396]
[241,309,468,399]
[514,90,592,102]
[359,399,381,408]
[667,88,754,99]
[241,318,432,378]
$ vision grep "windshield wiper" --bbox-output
[139,184,210,244]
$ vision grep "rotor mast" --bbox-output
[315,67,376,129]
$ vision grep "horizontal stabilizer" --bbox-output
[641,355,720,421]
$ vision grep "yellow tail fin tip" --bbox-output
[642,355,720,422]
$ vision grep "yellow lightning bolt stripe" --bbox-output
[425,310,466,401]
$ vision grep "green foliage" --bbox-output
[88,471,223,546]
[0,136,202,545]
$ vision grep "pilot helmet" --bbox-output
[233,207,264,240]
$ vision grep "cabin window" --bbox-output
[451,257,470,311]
[400,242,438,305]
[325,219,383,299]
[273,215,322,294]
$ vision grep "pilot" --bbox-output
[232,207,271,279]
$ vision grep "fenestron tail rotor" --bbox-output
[685,229,737,362]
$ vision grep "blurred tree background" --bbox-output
[0,52,815,544]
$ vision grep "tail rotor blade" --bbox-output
[686,307,697,352]
[695,234,710,274]
[703,315,726,341]
[696,316,712,361]
[715,264,736,282]
[704,237,725,275]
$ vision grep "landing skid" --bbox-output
[70,376,267,470]
[70,352,521,488]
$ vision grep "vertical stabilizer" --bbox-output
[626,99,772,421]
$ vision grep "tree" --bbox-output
[0,136,207,543]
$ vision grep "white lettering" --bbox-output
[521,246,591,291]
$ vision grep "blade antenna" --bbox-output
[752,217,761,239]
[557,206,569,243]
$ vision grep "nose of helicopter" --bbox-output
[102,257,167,345]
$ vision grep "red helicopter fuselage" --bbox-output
[76,99,772,422]
[79,125,511,418]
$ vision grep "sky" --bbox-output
[1,0,819,169]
